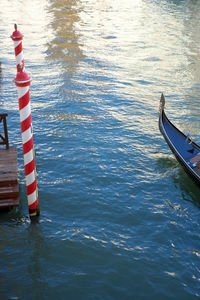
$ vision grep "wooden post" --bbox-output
[0,114,9,149]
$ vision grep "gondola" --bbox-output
[159,93,200,187]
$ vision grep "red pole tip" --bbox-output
[11,25,23,40]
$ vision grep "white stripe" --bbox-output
[28,190,37,205]
[22,127,32,144]
[17,86,29,98]
[24,150,34,165]
[19,104,31,122]
[26,170,36,186]
[13,40,21,47]
[16,51,24,65]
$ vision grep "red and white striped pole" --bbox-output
[11,24,25,72]
[11,25,39,218]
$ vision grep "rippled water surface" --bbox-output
[0,0,200,299]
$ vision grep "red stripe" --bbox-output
[15,43,22,56]
[27,179,37,196]
[23,136,33,154]
[25,159,35,176]
[28,198,38,210]
[18,91,30,110]
[21,114,32,133]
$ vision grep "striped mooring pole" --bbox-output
[10,24,25,72]
[11,25,39,218]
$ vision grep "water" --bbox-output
[0,0,200,299]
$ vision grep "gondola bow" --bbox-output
[159,93,200,186]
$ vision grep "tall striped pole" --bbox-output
[11,25,39,218]
[11,24,25,72]
[14,69,39,218]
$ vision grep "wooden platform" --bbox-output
[0,148,19,208]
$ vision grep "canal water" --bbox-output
[0,0,200,299]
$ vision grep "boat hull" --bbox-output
[159,94,200,187]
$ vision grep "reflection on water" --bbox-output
[0,62,2,98]
[0,0,200,299]
[47,0,84,73]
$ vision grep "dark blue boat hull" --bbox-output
[159,94,200,187]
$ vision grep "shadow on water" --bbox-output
[157,155,200,208]
[173,167,200,208]
[24,222,50,299]
[0,218,49,299]
[0,207,29,226]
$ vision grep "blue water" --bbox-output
[0,0,200,299]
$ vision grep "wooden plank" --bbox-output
[0,166,18,173]
[0,177,18,187]
[0,148,17,158]
[0,185,19,199]
[0,176,17,187]
[0,147,19,207]
[0,197,19,208]
[0,156,18,162]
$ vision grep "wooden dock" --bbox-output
[0,114,19,209]
[0,148,19,208]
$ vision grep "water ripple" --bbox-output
[0,0,200,299]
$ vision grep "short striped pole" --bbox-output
[14,69,39,218]
[11,24,25,72]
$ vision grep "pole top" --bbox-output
[11,24,23,40]
[14,70,31,87]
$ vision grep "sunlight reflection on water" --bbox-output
[0,0,200,299]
